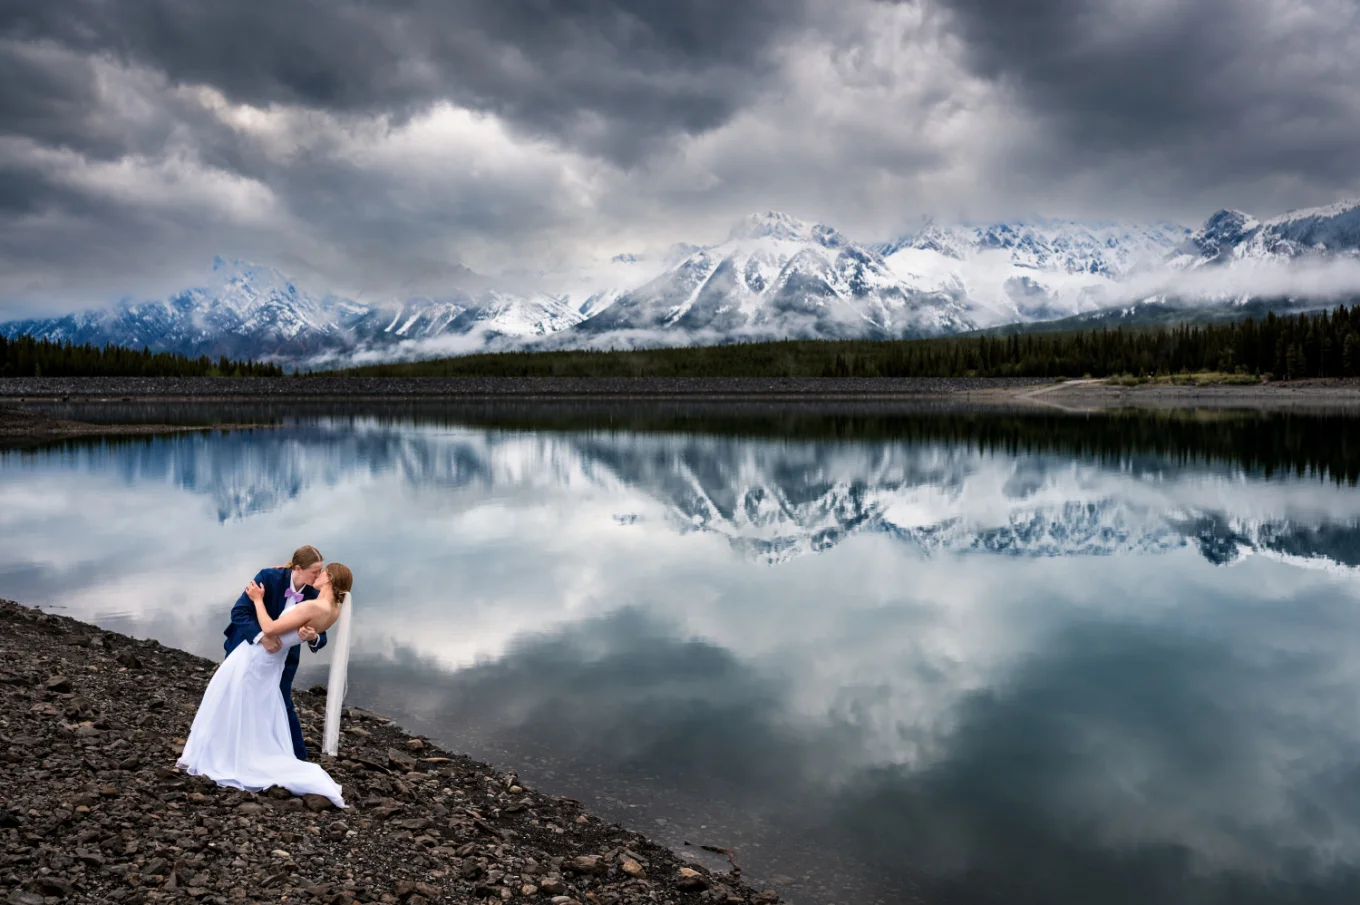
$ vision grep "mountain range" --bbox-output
[4,198,1360,366]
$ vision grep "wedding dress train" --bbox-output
[178,620,346,807]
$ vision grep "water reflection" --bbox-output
[11,417,1360,569]
[357,593,1360,905]
[4,409,1360,903]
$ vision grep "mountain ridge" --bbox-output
[5,198,1360,366]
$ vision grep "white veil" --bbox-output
[321,590,352,757]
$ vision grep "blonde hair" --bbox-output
[283,545,323,571]
[325,563,353,601]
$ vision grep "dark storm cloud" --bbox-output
[0,39,210,162]
[3,0,1359,312]
[1,0,807,163]
[0,41,103,153]
[0,162,52,214]
[934,0,1360,187]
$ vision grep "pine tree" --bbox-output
[1286,342,1303,379]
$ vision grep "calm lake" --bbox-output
[5,402,1360,905]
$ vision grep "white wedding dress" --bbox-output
[178,605,346,807]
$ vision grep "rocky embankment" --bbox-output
[0,599,779,905]
[0,376,1043,400]
[9,375,1360,412]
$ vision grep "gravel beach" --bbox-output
[0,599,780,905]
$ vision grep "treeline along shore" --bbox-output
[0,599,779,905]
[7,305,1360,381]
[329,306,1360,380]
[0,335,282,379]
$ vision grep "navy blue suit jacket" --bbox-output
[223,567,328,666]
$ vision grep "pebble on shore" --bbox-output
[0,599,779,905]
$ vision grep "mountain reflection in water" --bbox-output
[3,406,1360,905]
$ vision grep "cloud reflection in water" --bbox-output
[3,415,1360,902]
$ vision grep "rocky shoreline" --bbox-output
[0,599,780,905]
[7,375,1360,411]
[0,376,1044,399]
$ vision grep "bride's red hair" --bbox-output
[325,563,353,600]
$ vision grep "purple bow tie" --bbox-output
[285,586,303,605]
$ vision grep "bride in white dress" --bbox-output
[177,564,353,807]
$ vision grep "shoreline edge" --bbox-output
[0,598,780,905]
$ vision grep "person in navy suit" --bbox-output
[223,544,329,760]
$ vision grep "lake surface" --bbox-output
[5,403,1360,905]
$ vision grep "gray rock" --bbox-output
[32,876,72,896]
[570,854,604,874]
[6,892,44,905]
[302,794,334,812]
[387,747,418,772]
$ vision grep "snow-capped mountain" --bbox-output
[0,257,376,360]
[497,251,668,324]
[374,291,584,343]
[1170,198,1360,268]
[879,220,1188,276]
[6,198,1360,366]
[0,258,589,362]
[877,220,1191,324]
[578,211,976,340]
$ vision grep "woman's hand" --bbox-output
[246,580,265,604]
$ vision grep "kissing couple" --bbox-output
[177,545,354,808]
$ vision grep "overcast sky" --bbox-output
[2,0,1359,314]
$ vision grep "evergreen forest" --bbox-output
[333,306,1360,379]
[0,335,283,378]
